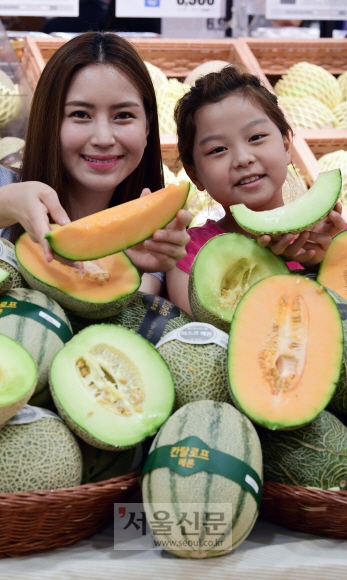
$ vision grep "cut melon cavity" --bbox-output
[16,230,141,318]
[228,275,343,430]
[188,233,290,332]
[0,334,38,425]
[231,169,341,236]
[45,183,190,261]
[49,324,175,450]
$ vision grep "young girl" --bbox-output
[0,32,190,285]
[166,65,345,315]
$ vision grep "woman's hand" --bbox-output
[0,181,70,261]
[256,202,345,268]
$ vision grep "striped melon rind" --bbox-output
[67,291,192,336]
[0,237,26,292]
[188,233,290,333]
[0,288,73,407]
[260,410,347,490]
[0,408,82,492]
[142,400,262,557]
[157,334,232,411]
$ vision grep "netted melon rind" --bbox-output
[275,62,343,110]
[0,416,82,492]
[278,95,337,129]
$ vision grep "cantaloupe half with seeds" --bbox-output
[228,275,343,430]
[15,230,140,318]
[0,334,37,425]
[188,233,290,332]
[45,183,190,261]
[231,169,341,236]
[317,230,347,301]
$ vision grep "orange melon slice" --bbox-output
[228,275,343,429]
[45,183,190,261]
[15,231,141,318]
[317,230,347,300]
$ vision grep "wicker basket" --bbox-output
[0,471,140,558]
[261,481,347,539]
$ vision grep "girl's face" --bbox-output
[185,94,291,215]
[60,64,149,214]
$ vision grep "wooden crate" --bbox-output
[237,38,347,186]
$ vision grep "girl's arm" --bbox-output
[0,181,70,260]
[166,266,192,317]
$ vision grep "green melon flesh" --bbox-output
[261,411,347,490]
[231,169,341,236]
[0,266,9,286]
[142,400,262,558]
[0,334,38,425]
[189,232,290,332]
[50,324,175,450]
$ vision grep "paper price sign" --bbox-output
[116,0,224,19]
[0,1,79,16]
[266,0,347,20]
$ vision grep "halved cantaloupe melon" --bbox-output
[45,183,190,261]
[15,231,141,318]
[228,275,343,429]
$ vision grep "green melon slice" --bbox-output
[261,411,347,490]
[231,169,341,236]
[188,232,290,332]
[50,324,175,450]
[0,334,37,425]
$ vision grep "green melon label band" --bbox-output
[0,295,73,343]
[141,435,262,509]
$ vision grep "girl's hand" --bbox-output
[257,203,345,268]
[0,181,70,261]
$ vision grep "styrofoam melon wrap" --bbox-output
[318,150,347,207]
[278,95,337,129]
[275,62,343,110]
[0,71,21,129]
[163,163,179,186]
[332,101,347,129]
[338,71,347,101]
[144,61,168,94]
[157,78,190,134]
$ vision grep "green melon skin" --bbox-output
[50,324,175,451]
[260,411,347,490]
[0,238,26,293]
[231,169,341,236]
[0,334,38,425]
[0,288,73,407]
[142,400,262,558]
[157,328,232,411]
[66,291,192,337]
[78,438,146,484]
[0,407,82,492]
[188,233,289,333]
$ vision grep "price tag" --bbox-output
[0,1,79,17]
[116,0,224,19]
[266,0,347,20]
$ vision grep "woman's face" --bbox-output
[60,64,149,214]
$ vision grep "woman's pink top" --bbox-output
[176,220,303,274]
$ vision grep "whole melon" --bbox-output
[318,150,347,208]
[338,71,347,101]
[184,60,231,86]
[0,237,25,292]
[0,288,73,406]
[156,322,232,410]
[332,101,347,129]
[0,405,82,492]
[278,95,337,129]
[144,61,168,94]
[142,400,262,558]
[261,410,347,490]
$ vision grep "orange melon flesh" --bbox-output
[317,230,347,299]
[16,232,140,304]
[228,275,343,429]
[45,183,190,261]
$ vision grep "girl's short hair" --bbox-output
[21,31,163,211]
[174,65,293,167]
